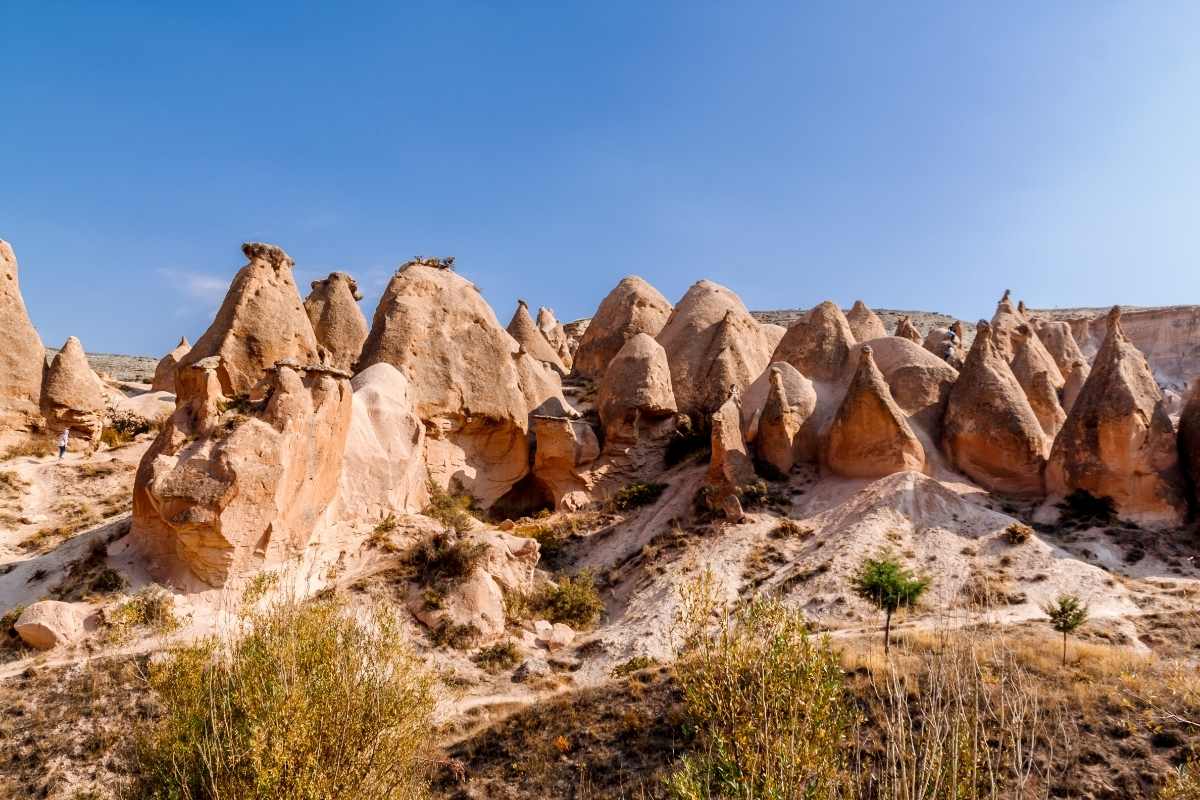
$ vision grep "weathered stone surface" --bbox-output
[658,281,772,418]
[846,300,888,343]
[1010,324,1066,439]
[532,415,600,510]
[508,299,566,374]
[151,337,190,394]
[357,262,531,506]
[0,240,45,444]
[41,336,105,443]
[1061,306,1200,393]
[1062,359,1090,414]
[824,346,925,478]
[15,600,91,651]
[707,393,755,513]
[760,323,787,353]
[894,316,922,344]
[573,276,672,380]
[847,337,958,424]
[597,333,677,435]
[922,326,966,370]
[304,272,368,373]
[755,364,819,473]
[770,300,855,384]
[942,322,1047,496]
[1031,318,1087,382]
[178,243,319,398]
[536,306,573,369]
[131,359,353,588]
[1178,379,1200,509]
[1047,308,1185,522]
[331,363,428,523]
[989,290,1024,361]
[740,362,815,444]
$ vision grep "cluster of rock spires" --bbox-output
[4,236,1200,596]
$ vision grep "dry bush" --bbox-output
[0,438,53,461]
[473,639,521,672]
[128,595,436,800]
[514,510,606,563]
[509,570,605,630]
[409,531,486,587]
[614,482,668,511]
[1003,522,1033,545]
[423,477,481,533]
[105,586,179,642]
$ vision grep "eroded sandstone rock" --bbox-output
[151,337,190,394]
[894,316,922,344]
[846,300,888,343]
[532,415,600,509]
[706,393,755,517]
[755,364,819,473]
[0,240,46,443]
[508,299,567,375]
[770,300,855,384]
[573,276,672,380]
[304,272,368,373]
[1031,318,1087,382]
[41,336,105,444]
[1010,324,1066,439]
[597,333,677,439]
[15,601,91,651]
[824,346,924,478]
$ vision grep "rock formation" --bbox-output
[657,280,772,418]
[15,600,91,651]
[331,363,428,523]
[922,326,966,370]
[178,243,319,398]
[942,322,1048,496]
[507,299,567,374]
[706,392,755,519]
[536,306,573,369]
[40,336,105,444]
[304,271,368,373]
[770,300,855,384]
[597,333,677,439]
[754,364,819,473]
[1010,324,1066,439]
[356,261,531,506]
[1046,308,1185,522]
[573,276,672,380]
[1061,359,1090,413]
[151,337,190,394]
[845,300,888,343]
[824,346,925,478]
[846,336,958,443]
[760,322,787,353]
[0,240,46,442]
[989,290,1023,361]
[131,358,353,588]
[1061,306,1200,392]
[894,316,922,344]
[1178,379,1200,509]
[1031,318,1087,382]
[531,415,600,509]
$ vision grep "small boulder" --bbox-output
[15,600,91,650]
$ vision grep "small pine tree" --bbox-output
[850,554,929,653]
[1043,594,1089,666]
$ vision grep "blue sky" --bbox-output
[3,2,1199,356]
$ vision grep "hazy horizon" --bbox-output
[5,2,1199,356]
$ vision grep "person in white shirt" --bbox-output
[56,428,69,460]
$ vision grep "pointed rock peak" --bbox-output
[536,306,558,327]
[851,299,868,312]
[771,300,855,384]
[61,336,86,358]
[950,320,965,338]
[1001,289,1012,303]
[1017,300,1027,316]
[894,316,922,343]
[1105,305,1124,338]
[241,242,294,272]
[845,299,888,342]
[573,274,672,380]
[507,298,565,373]
[177,336,190,349]
[517,298,529,309]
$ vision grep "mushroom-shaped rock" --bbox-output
[357,261,532,506]
[823,346,925,479]
[304,272,368,373]
[941,322,1048,496]
[755,364,819,473]
[1010,324,1066,439]
[532,415,600,510]
[1031,319,1088,382]
[329,363,429,523]
[1061,359,1090,414]
[41,336,105,443]
[177,243,320,398]
[131,360,353,588]
[706,393,755,518]
[597,333,677,436]
[657,281,772,418]
[894,316,922,344]
[573,276,673,380]
[508,299,566,374]
[0,240,46,442]
[15,600,91,650]
[846,300,888,343]
[770,300,855,384]
[151,337,191,394]
[1046,308,1185,522]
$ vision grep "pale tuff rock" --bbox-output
[304,272,368,373]
[151,337,190,394]
[1030,318,1087,382]
[513,350,573,418]
[131,359,353,588]
[706,393,755,519]
[1046,307,1185,522]
[508,299,567,374]
[573,276,673,380]
[845,300,888,343]
[532,415,600,510]
[597,333,677,438]
[770,300,855,384]
[1064,305,1200,391]
[330,363,429,523]
[942,322,1048,496]
[1010,324,1066,439]
[1062,359,1090,414]
[824,346,925,479]
[1177,379,1200,509]
[989,289,1023,361]
[357,262,531,506]
[922,326,966,370]
[178,243,319,398]
[846,337,958,424]
[0,240,47,440]
[760,323,787,353]
[536,306,573,369]
[41,336,105,443]
[755,364,819,473]
[740,361,815,445]
[894,316,922,344]
[657,281,772,418]
[15,600,92,651]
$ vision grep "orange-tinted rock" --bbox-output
[922,327,966,370]
[658,281,772,418]
[178,243,319,398]
[846,300,888,343]
[1010,324,1066,439]
[1047,308,1185,522]
[151,337,190,394]
[989,289,1023,361]
[304,272,368,373]
[755,364,818,473]
[597,333,677,437]
[573,276,672,380]
[1062,359,1090,413]
[847,337,958,423]
[824,346,925,478]
[941,322,1047,496]
[770,300,855,384]
[1177,379,1200,509]
[0,240,46,442]
[1031,318,1087,382]
[40,336,105,443]
[706,393,755,517]
[508,299,566,374]
[531,415,600,510]
[536,306,573,369]
[894,316,922,344]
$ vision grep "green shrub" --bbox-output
[532,571,604,629]
[610,655,657,678]
[473,640,521,672]
[423,476,481,533]
[614,482,667,511]
[101,409,155,448]
[106,586,179,641]
[668,583,855,799]
[409,531,486,586]
[128,596,435,799]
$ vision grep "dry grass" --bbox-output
[0,438,53,461]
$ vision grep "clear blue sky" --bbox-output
[3,2,1199,356]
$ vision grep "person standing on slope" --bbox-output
[56,428,69,460]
